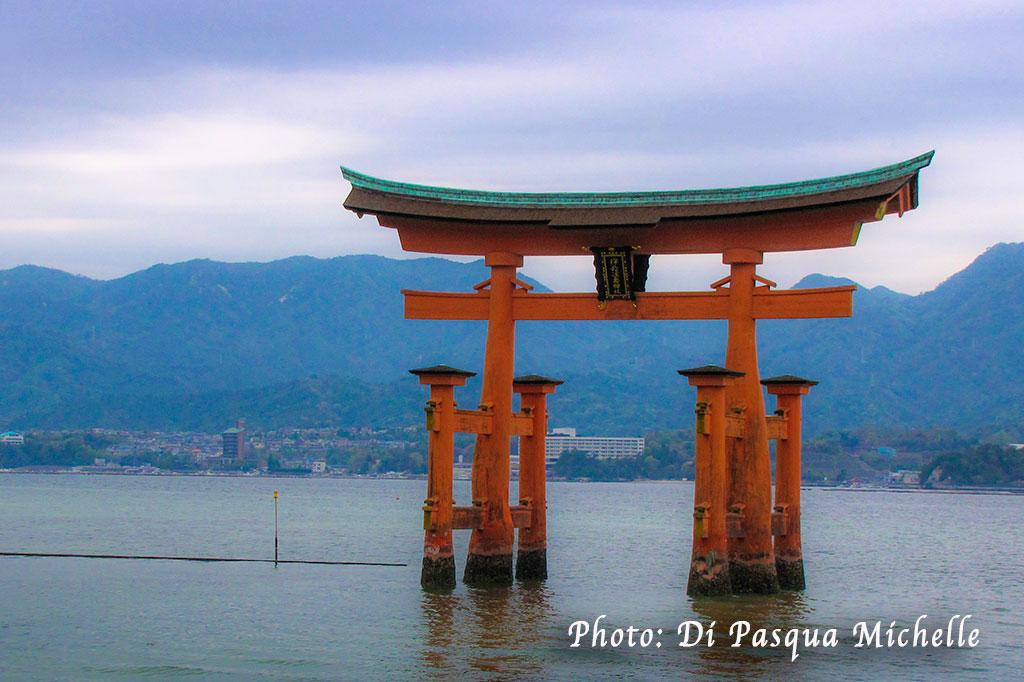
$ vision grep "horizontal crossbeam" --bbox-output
[690,412,789,439]
[451,505,532,530]
[512,413,534,437]
[403,285,854,321]
[766,414,789,440]
[433,409,533,435]
[452,409,491,435]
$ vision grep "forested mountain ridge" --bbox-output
[2,243,1021,438]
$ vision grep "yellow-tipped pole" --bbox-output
[273,490,279,566]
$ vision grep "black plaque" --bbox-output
[591,247,648,303]
[591,246,633,301]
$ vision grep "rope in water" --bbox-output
[0,551,406,566]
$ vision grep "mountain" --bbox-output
[757,242,1024,435]
[1,256,530,414]
[1,244,1022,438]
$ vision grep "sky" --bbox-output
[0,0,1021,294]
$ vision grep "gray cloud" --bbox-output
[1,1,1021,294]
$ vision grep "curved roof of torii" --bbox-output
[341,151,933,256]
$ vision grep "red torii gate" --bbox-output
[342,151,932,594]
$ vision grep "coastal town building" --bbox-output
[544,427,645,463]
[0,431,24,445]
[222,419,247,462]
[888,469,922,486]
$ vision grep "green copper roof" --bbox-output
[341,152,933,208]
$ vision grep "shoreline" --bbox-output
[1,468,1022,495]
[811,484,1024,496]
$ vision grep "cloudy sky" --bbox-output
[1,0,1020,293]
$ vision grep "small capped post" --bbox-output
[512,374,563,581]
[410,364,476,590]
[678,365,745,597]
[761,375,817,591]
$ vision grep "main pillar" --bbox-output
[465,252,522,586]
[762,375,817,590]
[722,248,780,594]
[679,366,743,596]
[513,374,562,581]
[410,365,476,590]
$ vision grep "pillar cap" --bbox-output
[678,365,745,378]
[514,374,563,394]
[760,375,818,387]
[409,364,477,377]
[513,374,564,385]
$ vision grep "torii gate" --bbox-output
[341,151,932,595]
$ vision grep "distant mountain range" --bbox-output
[2,243,1022,438]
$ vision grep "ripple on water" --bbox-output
[1,475,1023,681]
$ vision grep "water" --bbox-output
[1,473,1022,681]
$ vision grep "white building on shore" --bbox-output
[0,431,24,445]
[544,427,645,464]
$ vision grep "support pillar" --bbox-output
[762,375,817,590]
[465,252,522,586]
[721,248,779,594]
[679,366,743,596]
[513,375,562,581]
[410,365,476,590]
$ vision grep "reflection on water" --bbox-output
[687,592,817,681]
[420,591,456,678]
[417,578,825,680]
[2,475,1022,681]
[421,584,553,680]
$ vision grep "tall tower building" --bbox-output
[222,418,246,462]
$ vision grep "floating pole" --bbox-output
[762,375,817,590]
[513,374,563,581]
[0,551,405,566]
[273,490,279,566]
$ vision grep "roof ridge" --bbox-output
[340,152,934,208]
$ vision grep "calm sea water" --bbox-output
[1,473,1022,681]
